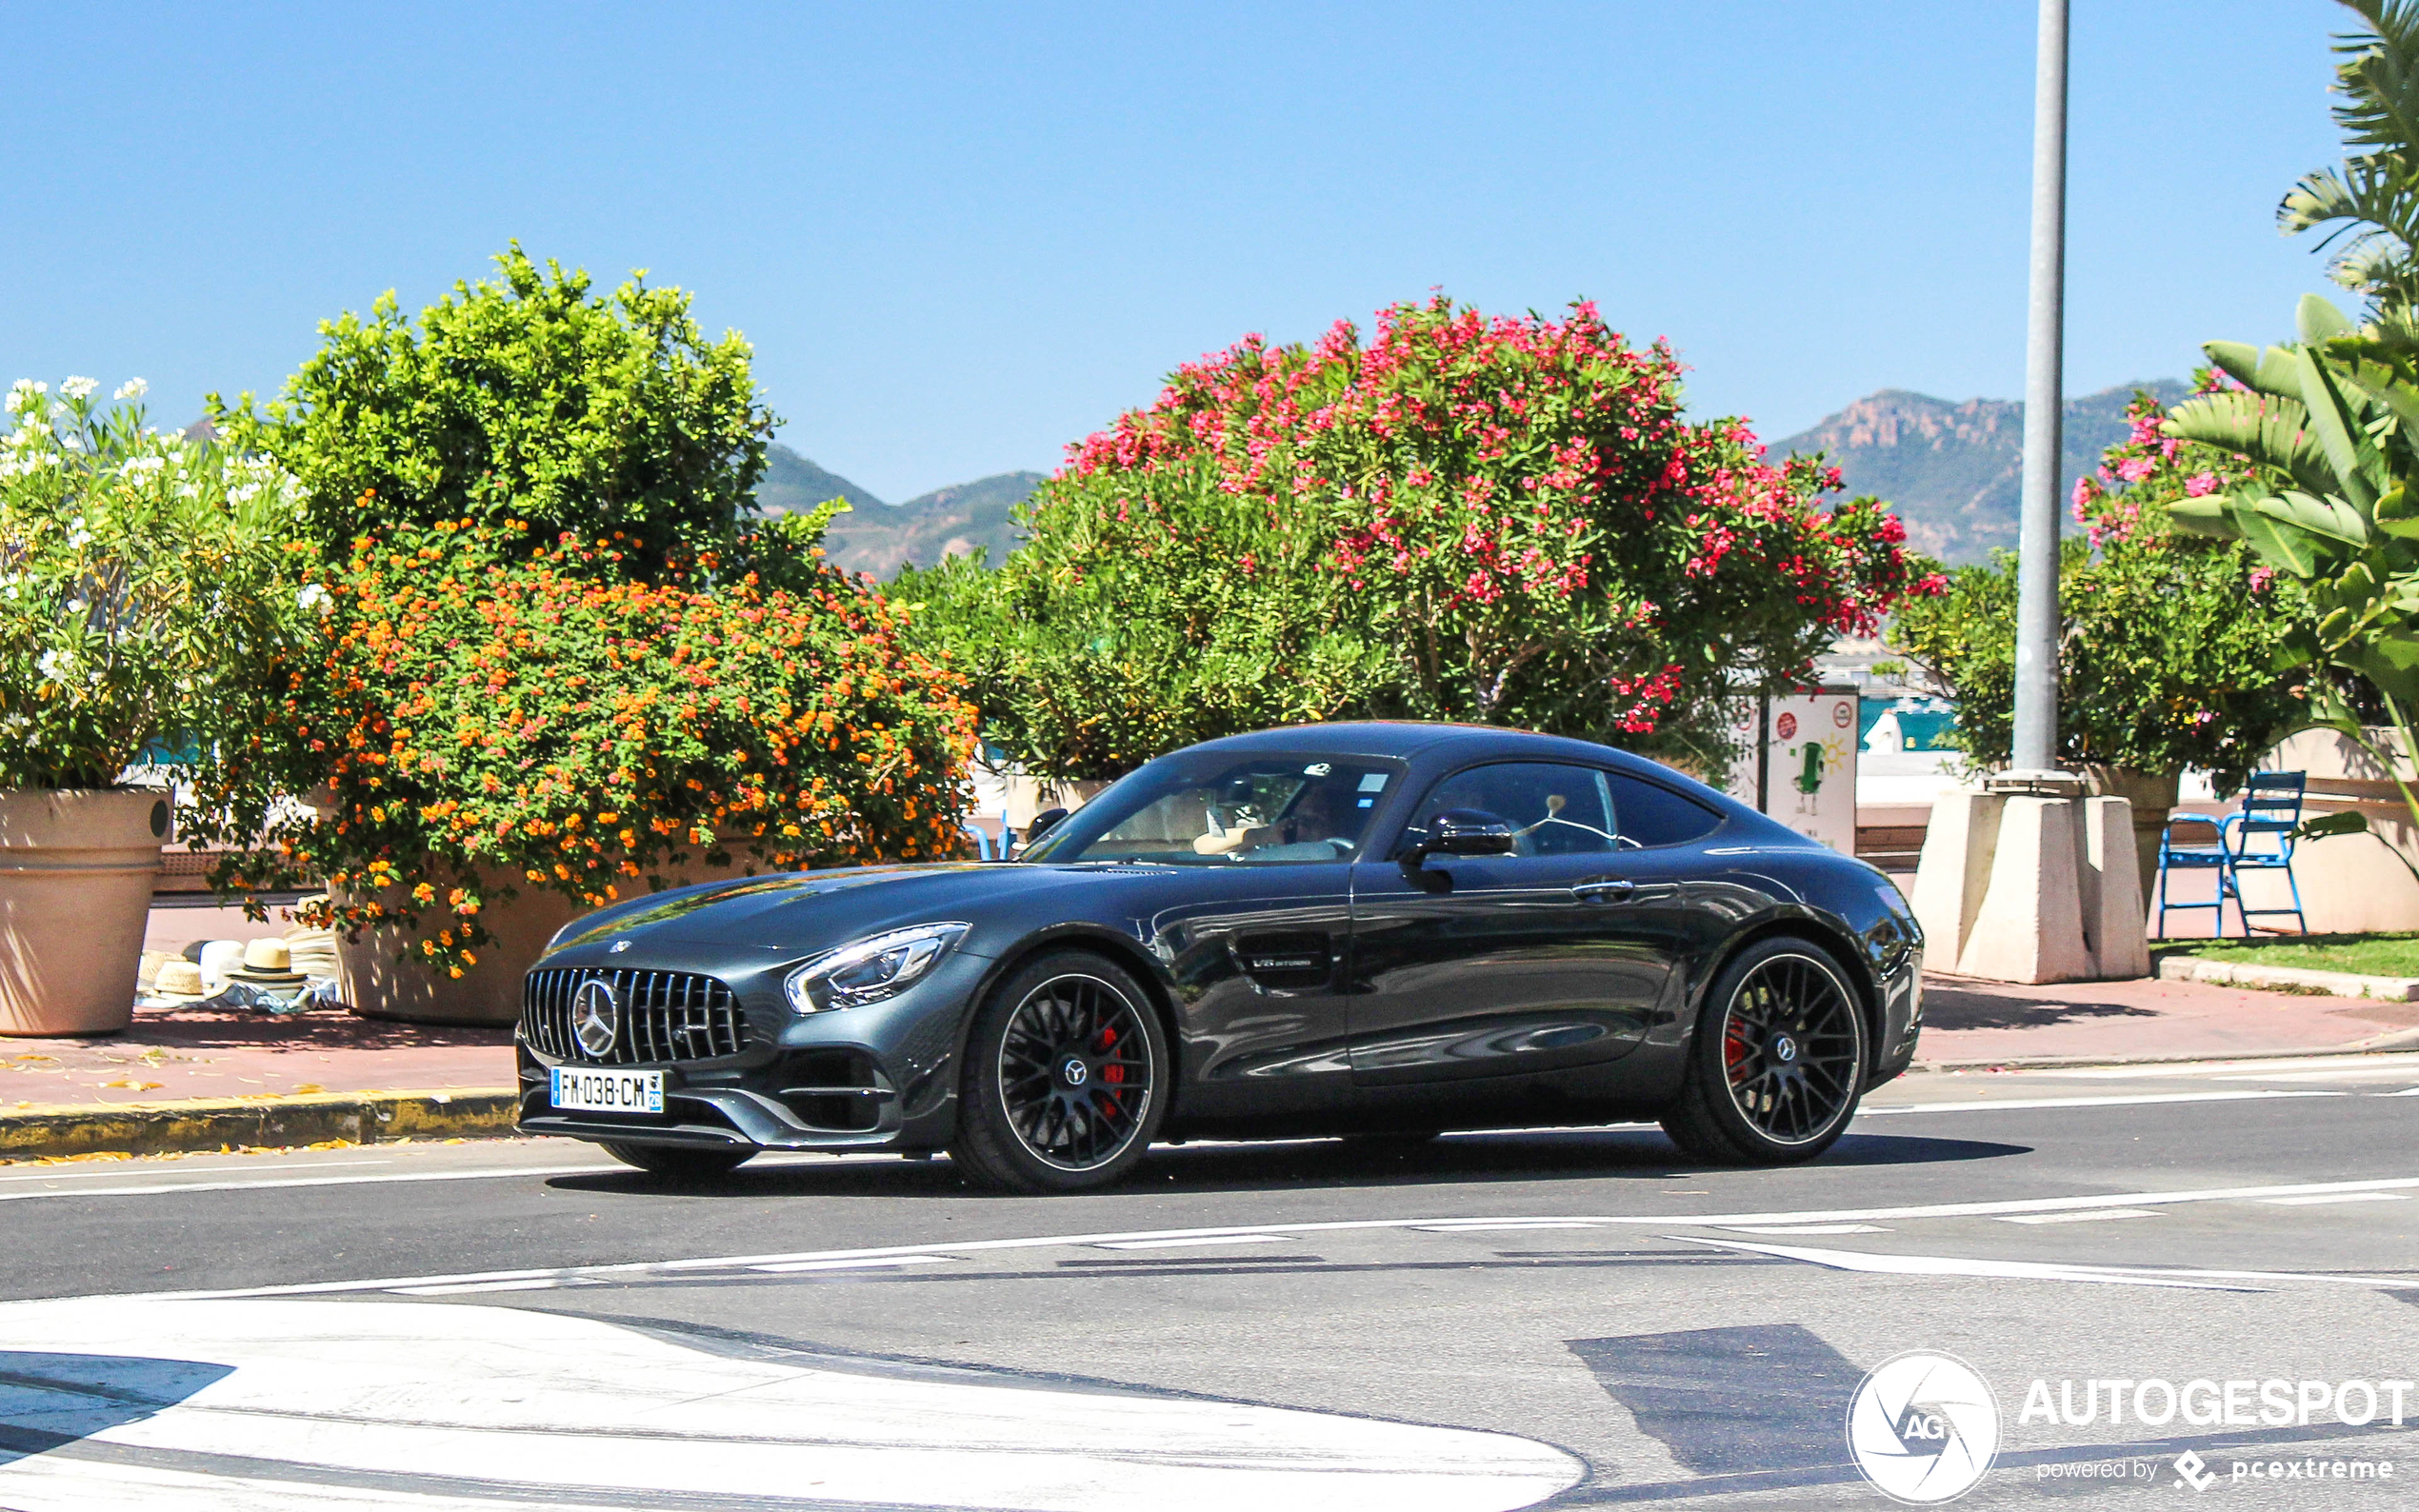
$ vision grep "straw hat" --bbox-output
[226,938,309,987]
[150,959,209,1002]
[283,908,340,980]
[197,939,247,993]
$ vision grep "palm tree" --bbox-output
[2282,2,2419,318]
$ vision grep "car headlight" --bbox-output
[783,923,970,1013]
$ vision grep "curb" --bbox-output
[1909,1033,2419,1074]
[0,1087,520,1162]
[2156,955,2419,1002]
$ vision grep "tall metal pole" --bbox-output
[2009,0,2068,776]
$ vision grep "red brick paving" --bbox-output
[1916,969,2419,1065]
[1,1005,510,1110]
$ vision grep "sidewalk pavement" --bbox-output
[4,969,2415,1161]
[2,1005,514,1161]
[1914,970,2419,1069]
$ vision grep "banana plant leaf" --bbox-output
[2164,390,2338,499]
[2291,345,2382,514]
[2341,630,2419,704]
[2204,340,2306,399]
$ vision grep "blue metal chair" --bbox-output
[962,808,1017,862]
[2153,771,2309,938]
[2154,813,2232,939]
[2222,770,2309,935]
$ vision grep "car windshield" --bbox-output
[1024,751,1407,865]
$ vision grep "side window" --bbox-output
[1607,771,1723,848]
[1401,763,1620,857]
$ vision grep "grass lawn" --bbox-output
[2175,931,2419,978]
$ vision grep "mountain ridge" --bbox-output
[752,443,1044,576]
[1762,380,2189,564]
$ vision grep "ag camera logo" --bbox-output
[1846,1351,2001,1503]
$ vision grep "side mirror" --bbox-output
[1011,807,1070,858]
[1401,809,1517,874]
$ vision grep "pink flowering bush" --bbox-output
[1893,375,2311,789]
[909,296,1929,777]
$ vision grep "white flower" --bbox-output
[296,584,330,614]
[61,376,97,401]
[113,378,148,402]
[59,432,81,452]
[65,597,87,615]
[35,649,70,681]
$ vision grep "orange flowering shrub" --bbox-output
[195,513,976,975]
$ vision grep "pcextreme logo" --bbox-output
[1845,1351,2002,1504]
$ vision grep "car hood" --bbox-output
[543,863,1129,959]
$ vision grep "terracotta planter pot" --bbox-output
[2079,765,2179,913]
[0,788,172,1037]
[334,859,761,1026]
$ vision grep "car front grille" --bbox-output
[522,967,750,1064]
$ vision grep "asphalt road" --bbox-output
[4,1052,2418,1511]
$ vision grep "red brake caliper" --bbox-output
[1724,1020,1751,1084]
[1096,1025,1125,1109]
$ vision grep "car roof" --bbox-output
[1190,721,1660,768]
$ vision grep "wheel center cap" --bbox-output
[1061,1056,1090,1088]
[1773,1036,1798,1064]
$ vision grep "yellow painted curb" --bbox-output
[0,1086,520,1160]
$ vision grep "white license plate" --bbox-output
[550,1067,664,1114]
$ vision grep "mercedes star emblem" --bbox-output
[572,979,620,1058]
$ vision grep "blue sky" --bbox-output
[0,1,2352,500]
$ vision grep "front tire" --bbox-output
[1662,937,1869,1164]
[950,950,1170,1194]
[599,1142,756,1182]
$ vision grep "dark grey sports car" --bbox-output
[516,722,1925,1192]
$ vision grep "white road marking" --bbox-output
[2263,1192,2410,1206]
[0,1161,621,1204]
[0,1297,1585,1512]
[2050,1054,2419,1080]
[1094,1234,1289,1250]
[1676,1237,2419,1292]
[0,1158,390,1184]
[1413,1221,1605,1232]
[2216,1065,2419,1083]
[1860,1090,2340,1115]
[750,1255,956,1273]
[0,1080,2386,1209]
[1676,1236,2251,1290]
[64,1173,2419,1305]
[389,1278,575,1296]
[1715,1224,1889,1235]
[1995,1209,2156,1225]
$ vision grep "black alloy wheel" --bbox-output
[1662,936,1868,1164]
[950,950,1170,1193]
[598,1142,757,1183]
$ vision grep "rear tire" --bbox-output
[950,950,1169,1194]
[599,1142,756,1182]
[1661,936,1869,1165]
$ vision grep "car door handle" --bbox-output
[1571,879,1636,904]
